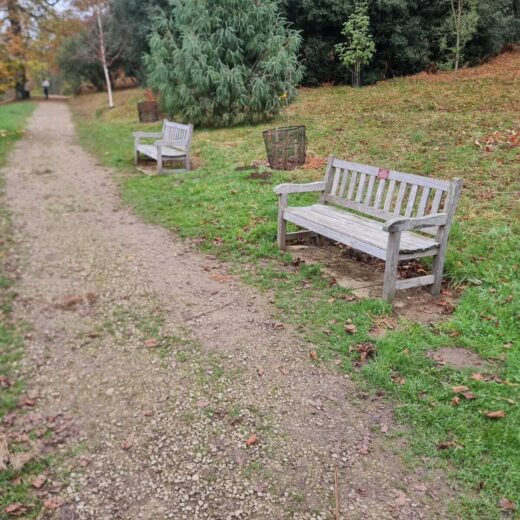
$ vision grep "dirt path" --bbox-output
[4,103,451,519]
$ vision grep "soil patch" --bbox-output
[428,347,490,370]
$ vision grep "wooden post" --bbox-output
[382,231,401,302]
[157,145,163,174]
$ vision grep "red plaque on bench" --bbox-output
[378,168,390,180]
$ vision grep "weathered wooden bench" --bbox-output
[133,120,193,174]
[274,157,462,302]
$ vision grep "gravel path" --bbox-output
[4,103,453,519]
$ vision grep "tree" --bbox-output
[107,0,169,80]
[69,0,123,107]
[335,2,375,87]
[0,0,61,98]
[145,0,304,127]
[443,0,479,70]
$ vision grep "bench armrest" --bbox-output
[133,132,163,139]
[273,182,326,195]
[383,213,448,232]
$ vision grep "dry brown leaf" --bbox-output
[451,396,461,406]
[121,436,134,450]
[380,424,389,433]
[452,385,469,393]
[345,324,357,334]
[5,503,28,516]
[411,483,428,492]
[471,373,486,381]
[394,490,408,506]
[0,375,15,388]
[0,433,9,471]
[391,374,406,385]
[10,445,39,471]
[309,351,318,360]
[485,410,506,419]
[462,391,476,400]
[196,400,210,409]
[499,498,516,511]
[43,497,64,510]
[246,434,258,447]
[32,473,48,489]
[144,338,158,348]
[278,367,289,376]
[257,367,265,377]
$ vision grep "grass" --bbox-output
[0,101,51,519]
[71,54,520,519]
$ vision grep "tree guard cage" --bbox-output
[263,126,306,170]
[137,101,159,123]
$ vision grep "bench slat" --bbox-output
[347,171,358,200]
[355,173,367,202]
[416,187,431,217]
[338,169,349,198]
[364,175,376,205]
[405,184,419,217]
[383,179,396,212]
[374,179,386,209]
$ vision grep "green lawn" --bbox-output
[0,101,53,519]
[72,60,519,519]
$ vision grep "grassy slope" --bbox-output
[72,53,519,519]
[0,102,51,519]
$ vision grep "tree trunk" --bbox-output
[96,5,114,108]
[6,0,26,99]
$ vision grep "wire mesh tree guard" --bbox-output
[263,126,306,170]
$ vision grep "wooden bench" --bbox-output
[133,120,193,174]
[274,157,462,302]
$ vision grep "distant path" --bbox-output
[4,103,450,519]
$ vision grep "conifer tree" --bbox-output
[145,0,303,127]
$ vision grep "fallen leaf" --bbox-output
[257,367,265,377]
[141,410,154,417]
[144,338,158,348]
[278,367,289,376]
[452,385,469,393]
[309,351,318,360]
[394,490,408,506]
[462,391,476,400]
[380,424,389,433]
[0,375,15,388]
[391,374,406,385]
[0,433,9,470]
[32,473,48,489]
[411,483,428,492]
[20,397,37,407]
[210,273,232,283]
[499,498,516,512]
[10,445,39,471]
[196,400,210,409]
[485,410,506,419]
[5,503,28,516]
[451,396,461,406]
[471,373,486,381]
[344,324,357,334]
[121,436,134,450]
[43,497,64,510]
[246,434,258,446]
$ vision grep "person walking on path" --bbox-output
[42,79,50,100]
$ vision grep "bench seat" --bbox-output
[136,144,186,160]
[284,204,439,260]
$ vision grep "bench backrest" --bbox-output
[322,157,462,235]
[162,120,193,151]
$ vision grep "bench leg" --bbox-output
[277,194,288,251]
[382,231,401,303]
[157,154,163,174]
[185,154,191,172]
[135,149,139,166]
[431,253,445,296]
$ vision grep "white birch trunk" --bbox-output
[96,5,114,108]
